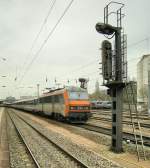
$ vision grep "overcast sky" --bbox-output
[0,0,150,99]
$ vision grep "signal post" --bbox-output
[95,2,127,152]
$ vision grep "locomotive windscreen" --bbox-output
[69,91,88,100]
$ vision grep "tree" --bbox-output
[89,80,110,100]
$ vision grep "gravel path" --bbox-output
[9,112,83,168]
[13,110,124,168]
[7,113,36,168]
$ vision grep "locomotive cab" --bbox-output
[65,87,91,122]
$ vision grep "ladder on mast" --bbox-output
[125,82,146,161]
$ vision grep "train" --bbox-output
[11,86,91,123]
[90,100,112,109]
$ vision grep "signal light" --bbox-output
[101,40,112,80]
[95,23,116,35]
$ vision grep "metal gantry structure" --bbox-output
[95,1,127,153]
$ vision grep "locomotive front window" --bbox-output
[69,92,88,100]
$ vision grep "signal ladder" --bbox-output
[125,82,146,161]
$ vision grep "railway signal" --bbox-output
[95,23,116,35]
[101,40,112,80]
[95,1,126,153]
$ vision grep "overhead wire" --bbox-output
[18,7,150,91]
[20,15,150,86]
[57,38,147,79]
[58,36,150,79]
[18,0,75,85]
[12,0,57,96]
[53,38,148,86]
[128,36,150,48]
[20,0,57,74]
[56,59,99,80]
[7,2,150,98]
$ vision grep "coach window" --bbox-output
[43,97,46,103]
[44,96,51,103]
[42,97,45,103]
[47,96,52,103]
[59,95,64,104]
[28,100,32,105]
[50,96,52,103]
[39,98,41,104]
[51,95,54,103]
[54,95,59,103]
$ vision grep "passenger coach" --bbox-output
[12,86,91,123]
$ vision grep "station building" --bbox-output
[137,54,150,103]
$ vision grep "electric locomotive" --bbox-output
[12,86,91,123]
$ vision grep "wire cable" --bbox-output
[128,36,150,48]
[18,0,74,85]
[104,32,115,39]
[19,0,57,79]
[56,59,99,80]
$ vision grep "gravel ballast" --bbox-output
[9,112,83,168]
[7,113,36,168]
[13,110,124,168]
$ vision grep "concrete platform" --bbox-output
[0,107,10,168]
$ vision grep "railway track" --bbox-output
[91,110,150,121]
[7,110,40,168]
[90,116,150,129]
[8,110,89,168]
[8,108,150,153]
[77,123,150,147]
[11,108,150,147]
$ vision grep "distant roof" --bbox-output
[139,54,150,63]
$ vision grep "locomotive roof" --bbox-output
[13,86,87,104]
[42,86,87,96]
[66,86,87,92]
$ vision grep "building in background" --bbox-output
[4,96,16,104]
[0,99,4,105]
[20,96,36,100]
[137,54,150,103]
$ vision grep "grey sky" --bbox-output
[0,0,150,99]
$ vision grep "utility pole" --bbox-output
[95,2,127,152]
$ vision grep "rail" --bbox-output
[77,123,150,147]
[90,116,150,128]
[10,110,89,168]
[7,110,41,168]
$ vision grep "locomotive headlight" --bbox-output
[70,106,77,110]
[78,106,84,110]
[70,106,89,110]
[84,106,89,110]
